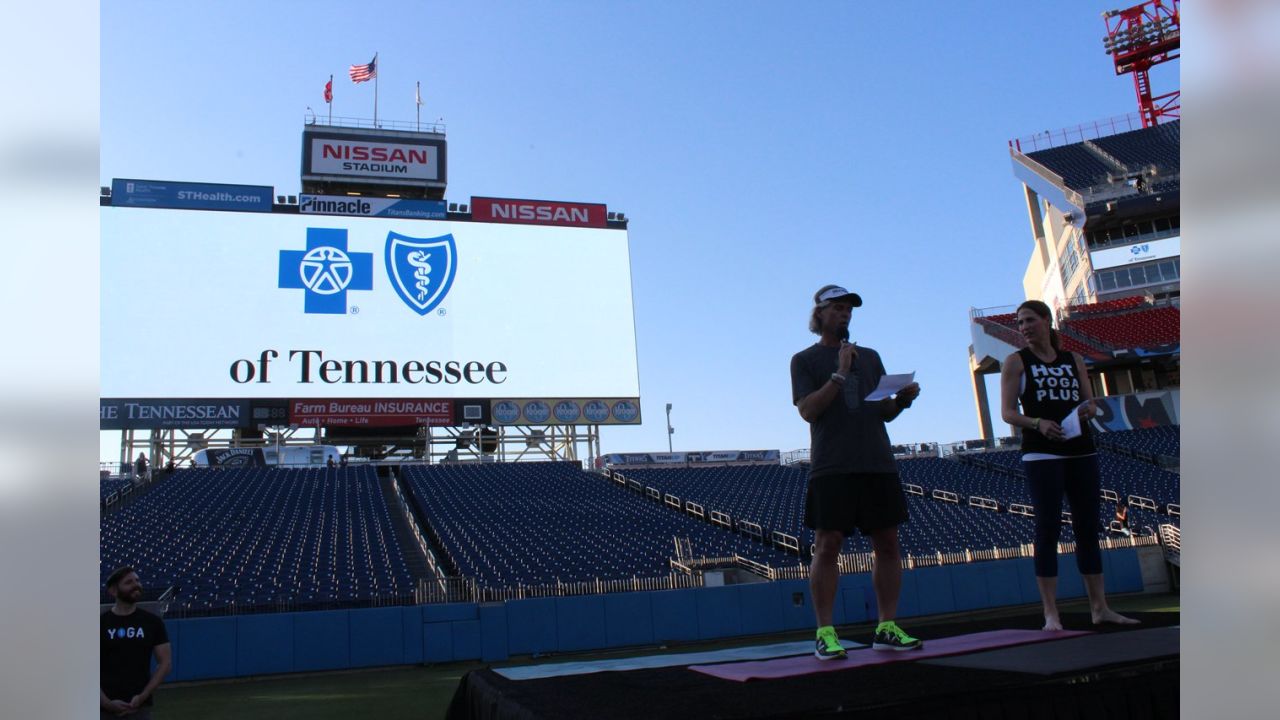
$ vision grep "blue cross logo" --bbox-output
[279,228,374,314]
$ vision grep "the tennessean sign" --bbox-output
[100,399,251,429]
[470,196,607,228]
[303,132,445,183]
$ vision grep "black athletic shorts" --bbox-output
[804,472,909,535]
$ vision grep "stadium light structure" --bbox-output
[1102,0,1180,127]
[665,403,674,453]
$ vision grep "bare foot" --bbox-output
[1092,608,1140,625]
[1042,617,1063,631]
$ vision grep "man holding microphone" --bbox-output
[790,284,922,659]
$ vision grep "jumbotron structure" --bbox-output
[102,117,638,470]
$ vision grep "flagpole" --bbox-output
[328,74,333,125]
[373,52,379,128]
[416,81,421,131]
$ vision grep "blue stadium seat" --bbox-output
[402,462,794,588]
[99,466,416,614]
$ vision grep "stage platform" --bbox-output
[447,610,1178,719]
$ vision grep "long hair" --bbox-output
[809,284,851,338]
[1017,299,1060,351]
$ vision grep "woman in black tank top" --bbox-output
[999,300,1138,631]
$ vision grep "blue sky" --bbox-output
[100,1,1168,458]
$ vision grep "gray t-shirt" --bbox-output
[790,343,897,477]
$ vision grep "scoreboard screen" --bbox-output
[101,207,640,402]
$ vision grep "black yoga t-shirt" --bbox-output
[1017,347,1095,456]
[101,608,169,706]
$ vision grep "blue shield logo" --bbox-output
[385,232,457,316]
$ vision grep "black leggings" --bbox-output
[1023,455,1103,577]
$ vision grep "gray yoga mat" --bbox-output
[495,638,865,680]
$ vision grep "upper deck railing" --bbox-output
[303,113,445,135]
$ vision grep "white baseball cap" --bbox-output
[813,284,863,307]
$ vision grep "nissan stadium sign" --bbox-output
[302,130,446,184]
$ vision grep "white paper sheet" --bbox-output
[1060,402,1089,439]
[865,372,916,401]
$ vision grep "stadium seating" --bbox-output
[622,464,1040,556]
[100,467,417,613]
[976,313,1108,358]
[99,452,1178,614]
[980,303,1179,355]
[900,446,1178,533]
[898,456,1031,505]
[101,474,133,504]
[896,495,1035,555]
[1025,143,1115,190]
[1065,297,1146,315]
[1087,120,1179,176]
[614,465,809,541]
[1095,425,1180,462]
[400,462,795,587]
[1063,306,1179,348]
[1026,120,1179,192]
[1095,452,1180,509]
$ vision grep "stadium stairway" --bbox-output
[377,471,433,583]
[954,452,1023,480]
[1056,322,1116,356]
[100,470,174,517]
[601,467,804,557]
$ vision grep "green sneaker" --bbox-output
[872,621,923,651]
[814,626,847,660]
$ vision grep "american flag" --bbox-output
[349,55,377,83]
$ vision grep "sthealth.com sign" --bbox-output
[300,195,446,220]
[111,179,272,212]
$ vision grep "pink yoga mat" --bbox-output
[690,628,1091,681]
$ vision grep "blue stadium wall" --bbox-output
[161,549,1143,681]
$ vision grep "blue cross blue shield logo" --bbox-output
[385,232,457,316]
[279,228,374,314]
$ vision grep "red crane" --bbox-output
[1103,0,1180,128]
